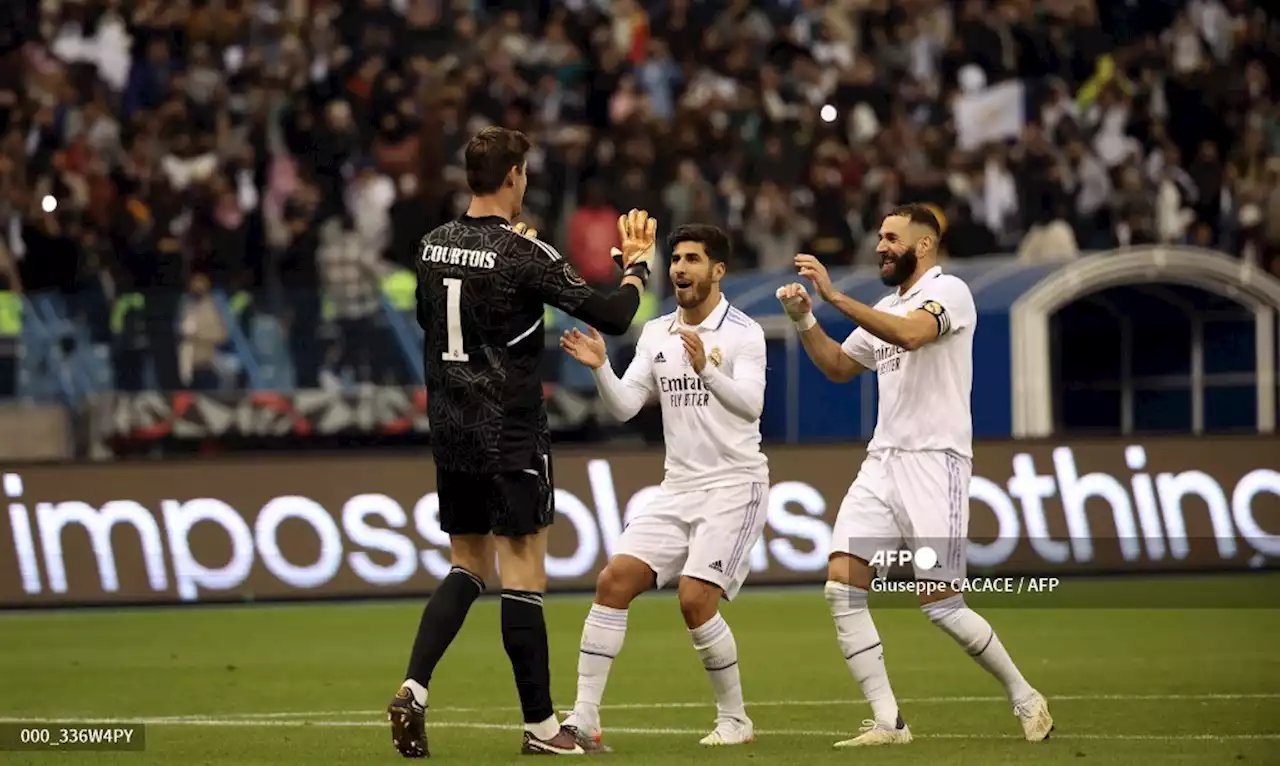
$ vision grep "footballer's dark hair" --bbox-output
[886,203,942,236]
[667,223,732,265]
[464,127,532,195]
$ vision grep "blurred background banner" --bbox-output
[80,384,609,455]
[1,435,1275,608]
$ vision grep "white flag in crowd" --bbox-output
[954,80,1027,151]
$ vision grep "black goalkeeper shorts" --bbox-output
[436,453,554,538]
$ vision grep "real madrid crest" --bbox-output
[709,347,723,367]
[921,300,944,317]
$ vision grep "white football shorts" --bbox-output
[613,482,769,601]
[831,449,972,582]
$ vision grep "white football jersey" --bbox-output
[593,295,769,492]
[841,266,977,458]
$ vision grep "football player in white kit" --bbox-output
[776,204,1052,748]
[558,223,768,749]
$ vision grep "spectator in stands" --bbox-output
[178,272,228,391]
[0,239,20,398]
[315,213,401,386]
[385,173,434,270]
[745,181,815,271]
[348,160,396,255]
[279,175,324,389]
[1,0,1278,402]
[941,201,999,259]
[567,178,621,290]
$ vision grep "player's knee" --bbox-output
[450,553,493,582]
[676,577,721,628]
[826,553,873,590]
[921,593,966,625]
[918,578,964,608]
[448,535,494,580]
[594,558,653,608]
[824,579,870,616]
[498,560,546,593]
[494,535,548,593]
[593,566,632,609]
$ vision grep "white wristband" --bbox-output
[792,312,816,332]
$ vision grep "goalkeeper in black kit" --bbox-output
[386,126,658,757]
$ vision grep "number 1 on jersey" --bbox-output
[442,277,470,362]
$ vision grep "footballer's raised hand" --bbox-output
[776,282,817,332]
[559,327,607,370]
[794,253,834,299]
[611,208,658,275]
[775,282,813,320]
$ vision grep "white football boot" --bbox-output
[1014,690,1054,742]
[699,716,755,746]
[833,716,912,748]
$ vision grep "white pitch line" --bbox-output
[0,718,1275,742]
[149,691,1280,719]
[6,692,1278,726]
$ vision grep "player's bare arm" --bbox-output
[794,254,941,351]
[776,282,866,383]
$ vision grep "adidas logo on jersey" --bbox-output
[654,352,666,363]
[708,560,724,573]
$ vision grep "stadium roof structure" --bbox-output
[666,247,1280,439]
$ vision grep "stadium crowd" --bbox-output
[0,0,1277,395]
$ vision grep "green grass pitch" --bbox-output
[1,575,1277,764]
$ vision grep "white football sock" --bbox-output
[923,595,1035,705]
[400,679,427,708]
[526,714,560,741]
[690,613,747,720]
[571,604,628,727]
[824,581,900,727]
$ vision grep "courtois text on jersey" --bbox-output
[415,216,597,473]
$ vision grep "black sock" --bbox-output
[405,567,486,689]
[501,589,555,725]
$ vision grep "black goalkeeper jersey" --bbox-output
[415,214,640,473]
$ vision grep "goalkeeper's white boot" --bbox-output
[699,715,754,746]
[1014,690,1054,742]
[833,716,912,748]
